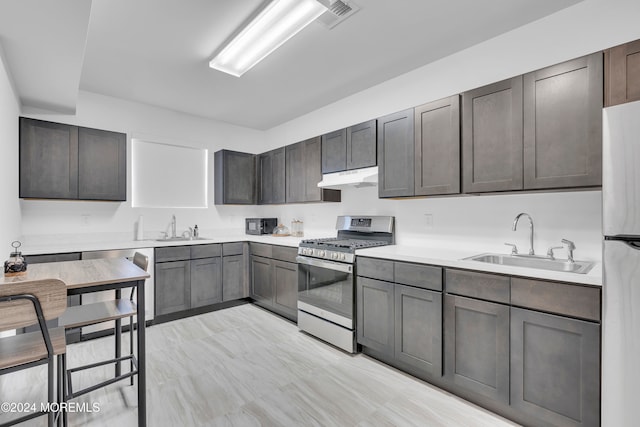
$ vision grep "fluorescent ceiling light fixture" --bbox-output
[209,0,327,77]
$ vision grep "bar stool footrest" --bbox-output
[66,354,138,400]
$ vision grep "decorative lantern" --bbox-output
[4,241,27,277]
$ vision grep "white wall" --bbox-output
[15,0,640,260]
[0,44,22,250]
[265,0,640,146]
[20,91,265,241]
[253,0,640,260]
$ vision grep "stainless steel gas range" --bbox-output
[296,215,395,353]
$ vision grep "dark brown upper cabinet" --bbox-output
[523,53,603,190]
[462,77,524,193]
[77,127,126,200]
[414,96,460,196]
[378,109,415,198]
[321,128,347,174]
[321,119,377,174]
[257,147,285,204]
[346,119,377,170]
[285,141,306,203]
[19,117,126,201]
[462,53,602,194]
[286,137,340,203]
[605,38,640,107]
[214,150,256,205]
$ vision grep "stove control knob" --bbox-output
[331,253,338,260]
[340,253,346,261]
[318,250,326,257]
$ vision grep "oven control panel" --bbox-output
[298,247,353,263]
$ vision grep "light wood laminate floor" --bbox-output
[1,303,518,426]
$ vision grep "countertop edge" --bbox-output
[20,237,602,287]
[355,246,603,287]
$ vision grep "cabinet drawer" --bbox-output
[511,278,601,321]
[357,257,394,282]
[26,252,82,263]
[445,269,510,304]
[155,246,191,262]
[272,245,298,263]
[191,244,221,259]
[251,242,272,258]
[223,242,244,256]
[394,262,442,291]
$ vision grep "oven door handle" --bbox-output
[296,256,353,273]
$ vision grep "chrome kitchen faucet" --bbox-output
[512,213,535,255]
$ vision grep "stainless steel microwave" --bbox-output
[245,218,277,235]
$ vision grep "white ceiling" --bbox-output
[0,0,581,130]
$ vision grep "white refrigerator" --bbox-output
[602,100,640,426]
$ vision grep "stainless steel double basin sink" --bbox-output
[464,253,594,274]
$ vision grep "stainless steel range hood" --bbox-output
[317,166,378,189]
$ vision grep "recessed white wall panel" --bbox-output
[132,139,207,208]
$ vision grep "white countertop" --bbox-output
[19,232,320,255]
[356,245,602,287]
[20,234,602,287]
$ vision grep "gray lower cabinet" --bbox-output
[257,147,285,204]
[378,109,415,198]
[394,285,442,376]
[190,257,222,308]
[156,243,245,318]
[214,149,256,205]
[222,254,245,301]
[250,255,273,304]
[272,260,298,320]
[249,245,298,321]
[155,260,191,316]
[462,77,524,193]
[357,265,443,380]
[19,117,126,201]
[510,308,600,427]
[523,53,603,189]
[444,294,510,404]
[357,259,601,427]
[356,277,395,355]
[414,95,460,196]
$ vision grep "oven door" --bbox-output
[296,255,354,328]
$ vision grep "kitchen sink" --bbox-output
[464,253,595,274]
[154,236,211,242]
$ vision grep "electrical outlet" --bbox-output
[81,214,91,226]
[424,213,434,229]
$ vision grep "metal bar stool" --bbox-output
[0,279,68,427]
[57,253,148,422]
